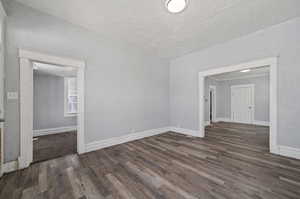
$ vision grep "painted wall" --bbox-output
[214,75,270,122]
[170,17,300,149]
[33,73,77,132]
[4,2,169,162]
[0,2,5,119]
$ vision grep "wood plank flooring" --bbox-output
[1,122,300,199]
[33,131,77,163]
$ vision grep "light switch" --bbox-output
[7,92,18,100]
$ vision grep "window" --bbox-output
[64,77,77,117]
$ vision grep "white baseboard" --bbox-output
[253,120,269,126]
[216,117,232,122]
[85,127,170,153]
[216,118,269,126]
[278,145,300,160]
[205,121,211,126]
[2,160,18,174]
[169,127,200,137]
[33,126,77,137]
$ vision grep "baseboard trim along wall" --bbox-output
[169,127,200,137]
[2,160,18,174]
[4,126,300,174]
[85,127,171,153]
[205,121,211,126]
[85,126,202,153]
[216,118,269,126]
[278,145,300,160]
[33,126,77,137]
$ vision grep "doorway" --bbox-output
[18,49,85,168]
[32,62,78,163]
[199,57,278,154]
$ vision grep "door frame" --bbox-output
[230,84,255,124]
[208,85,217,123]
[198,57,278,154]
[19,49,86,169]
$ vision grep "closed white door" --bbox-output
[231,85,254,124]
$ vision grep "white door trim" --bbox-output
[208,85,217,123]
[198,57,278,154]
[19,49,86,169]
[230,84,255,124]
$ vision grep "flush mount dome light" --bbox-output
[165,0,188,14]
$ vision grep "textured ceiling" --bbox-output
[16,0,300,59]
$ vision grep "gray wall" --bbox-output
[33,73,76,131]
[4,2,169,162]
[170,17,300,148]
[214,76,270,122]
[0,3,5,119]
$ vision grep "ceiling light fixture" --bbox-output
[240,69,251,73]
[165,0,188,14]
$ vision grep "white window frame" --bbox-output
[64,77,78,117]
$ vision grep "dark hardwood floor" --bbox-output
[33,131,77,163]
[1,122,300,198]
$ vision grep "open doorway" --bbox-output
[204,65,270,151]
[199,57,278,154]
[32,62,78,163]
[19,49,85,169]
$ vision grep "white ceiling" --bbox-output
[33,62,77,77]
[16,0,300,59]
[209,66,269,81]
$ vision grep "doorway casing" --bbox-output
[198,57,278,154]
[208,85,216,124]
[19,49,85,169]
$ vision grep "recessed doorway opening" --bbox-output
[199,57,278,154]
[32,62,78,163]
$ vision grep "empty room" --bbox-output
[33,62,78,163]
[0,0,300,199]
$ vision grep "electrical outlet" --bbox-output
[7,92,18,100]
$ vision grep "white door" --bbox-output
[231,85,254,124]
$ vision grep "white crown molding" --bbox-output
[33,126,77,137]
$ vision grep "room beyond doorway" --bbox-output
[32,62,78,163]
[198,57,278,154]
[33,131,77,163]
